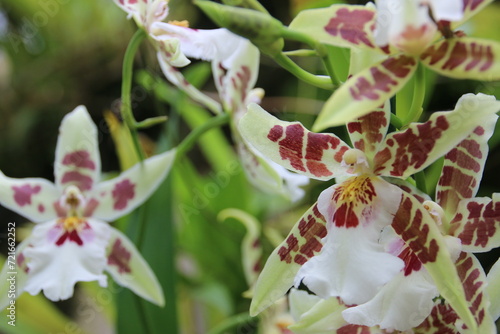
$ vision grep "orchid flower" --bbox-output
[288,0,500,130]
[151,14,309,202]
[238,93,500,331]
[113,0,308,201]
[0,106,175,306]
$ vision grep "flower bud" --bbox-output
[195,0,284,55]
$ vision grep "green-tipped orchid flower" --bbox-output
[0,106,175,307]
[288,0,500,130]
[238,93,500,332]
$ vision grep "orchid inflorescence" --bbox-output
[1,0,500,333]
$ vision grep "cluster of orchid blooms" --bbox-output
[1,0,500,333]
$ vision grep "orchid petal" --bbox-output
[0,173,60,223]
[297,179,403,305]
[420,38,500,81]
[154,35,191,67]
[289,290,347,334]
[239,104,351,180]
[342,270,437,331]
[392,192,477,332]
[437,120,497,217]
[346,102,390,161]
[23,219,110,302]
[236,138,308,202]
[218,209,262,288]
[156,53,222,114]
[374,93,500,179]
[54,106,101,193]
[449,194,500,252]
[250,203,327,316]
[105,227,164,306]
[486,256,500,320]
[313,55,417,131]
[89,149,175,221]
[415,253,495,333]
[289,4,387,53]
[0,238,31,309]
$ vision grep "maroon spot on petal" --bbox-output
[107,239,132,274]
[337,324,373,334]
[324,8,375,48]
[61,171,93,191]
[275,124,306,172]
[398,245,422,276]
[267,125,283,142]
[420,41,449,65]
[474,126,485,136]
[38,204,45,213]
[386,115,449,177]
[442,42,467,70]
[12,184,41,206]
[53,201,67,217]
[56,230,83,246]
[463,0,484,12]
[305,132,345,177]
[278,234,299,264]
[392,196,439,264]
[62,150,96,170]
[83,198,100,217]
[112,179,136,210]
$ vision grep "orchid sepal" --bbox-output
[239,104,351,181]
[250,202,326,316]
[89,149,176,221]
[420,37,500,81]
[312,55,417,131]
[105,227,165,306]
[392,192,477,332]
[373,93,500,179]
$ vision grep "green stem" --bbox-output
[390,113,403,129]
[403,63,426,125]
[175,113,231,159]
[415,170,427,194]
[281,27,340,87]
[272,52,334,90]
[121,29,147,161]
[207,312,255,334]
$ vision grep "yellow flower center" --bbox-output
[61,216,84,232]
[168,20,189,28]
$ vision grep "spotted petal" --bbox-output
[0,238,31,309]
[415,253,494,334]
[346,102,390,161]
[313,55,417,131]
[239,104,351,181]
[420,38,500,81]
[436,120,497,218]
[23,219,110,301]
[296,178,404,305]
[448,194,500,252]
[374,93,500,179]
[54,106,101,193]
[289,4,387,53]
[250,203,327,316]
[391,192,477,332]
[0,173,60,223]
[105,227,164,306]
[88,149,175,221]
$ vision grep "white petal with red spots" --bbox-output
[0,173,59,223]
[54,106,101,193]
